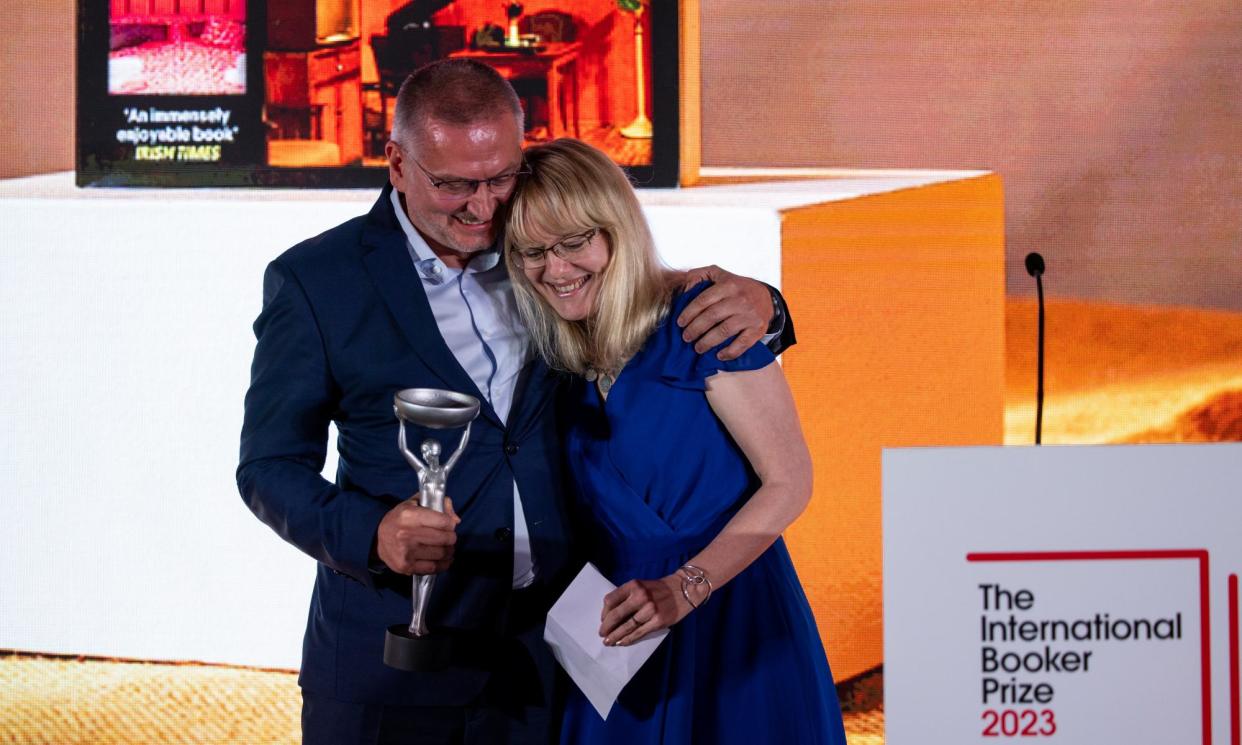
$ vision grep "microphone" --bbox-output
[1026,252,1046,445]
[1024,252,1045,278]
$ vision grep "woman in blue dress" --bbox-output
[505,138,847,745]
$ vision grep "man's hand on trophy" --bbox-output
[376,497,462,575]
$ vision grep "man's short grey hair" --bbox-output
[390,59,524,149]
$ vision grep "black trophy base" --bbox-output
[384,625,457,672]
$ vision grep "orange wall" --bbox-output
[1,0,74,180]
[700,0,1242,310]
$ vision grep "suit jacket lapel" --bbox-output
[360,185,504,429]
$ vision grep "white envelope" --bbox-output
[543,563,669,719]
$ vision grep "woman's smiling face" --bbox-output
[519,228,611,322]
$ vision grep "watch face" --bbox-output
[767,286,784,335]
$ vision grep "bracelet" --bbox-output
[679,564,713,609]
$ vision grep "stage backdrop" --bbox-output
[3,1,1242,743]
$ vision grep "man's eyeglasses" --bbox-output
[414,159,530,199]
[510,228,600,269]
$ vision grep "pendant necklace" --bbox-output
[584,368,615,399]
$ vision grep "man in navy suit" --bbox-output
[238,59,786,745]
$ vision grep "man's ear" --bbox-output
[385,141,405,183]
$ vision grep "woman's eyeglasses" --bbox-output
[510,228,600,268]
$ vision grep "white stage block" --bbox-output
[0,170,982,670]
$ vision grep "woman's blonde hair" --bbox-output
[505,138,670,376]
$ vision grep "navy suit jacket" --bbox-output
[238,184,575,707]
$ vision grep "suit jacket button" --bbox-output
[504,443,519,455]
[494,526,513,542]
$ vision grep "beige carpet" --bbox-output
[0,652,884,744]
[0,653,299,745]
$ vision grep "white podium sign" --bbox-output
[883,444,1241,745]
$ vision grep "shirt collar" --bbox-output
[390,188,503,284]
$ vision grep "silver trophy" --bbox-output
[383,387,481,672]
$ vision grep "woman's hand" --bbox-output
[599,574,694,646]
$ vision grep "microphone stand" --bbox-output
[1025,253,1046,445]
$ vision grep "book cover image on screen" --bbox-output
[79,0,680,187]
[108,4,248,96]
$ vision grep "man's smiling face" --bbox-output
[386,113,524,269]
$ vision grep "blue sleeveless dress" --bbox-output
[558,284,846,745]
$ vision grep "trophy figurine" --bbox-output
[384,387,481,672]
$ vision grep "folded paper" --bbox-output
[543,563,669,719]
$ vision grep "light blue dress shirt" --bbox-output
[390,189,537,588]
